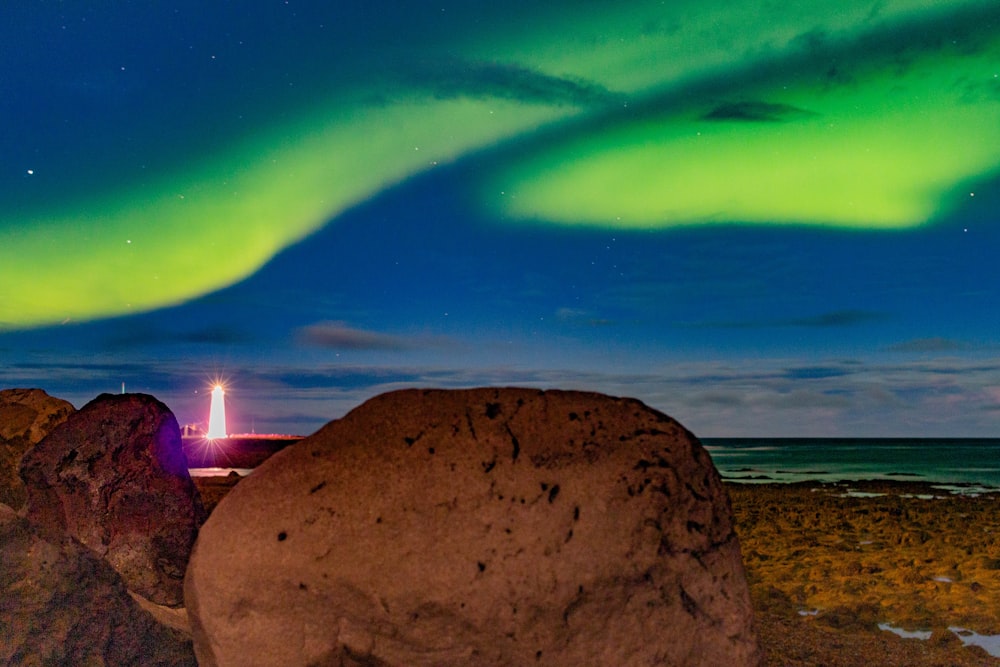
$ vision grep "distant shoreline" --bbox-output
[181,434,302,469]
[705,437,1000,489]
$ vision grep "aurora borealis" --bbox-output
[2,1,999,436]
[488,2,1000,229]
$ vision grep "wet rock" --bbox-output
[20,393,205,606]
[730,481,1000,654]
[187,387,759,666]
[0,503,196,666]
[0,388,74,509]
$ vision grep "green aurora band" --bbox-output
[2,0,998,329]
[1,98,566,329]
[484,4,1000,229]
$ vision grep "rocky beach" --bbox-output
[729,481,1000,666]
[4,386,1000,665]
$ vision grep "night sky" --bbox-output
[2,1,999,437]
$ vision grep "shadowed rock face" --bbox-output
[0,504,196,667]
[20,393,205,607]
[186,388,760,666]
[0,388,74,509]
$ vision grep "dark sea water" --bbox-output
[702,438,1000,490]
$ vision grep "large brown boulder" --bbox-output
[186,388,760,666]
[20,393,205,607]
[0,388,74,509]
[0,503,196,666]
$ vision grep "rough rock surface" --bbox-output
[186,387,760,666]
[20,392,205,606]
[0,503,196,666]
[731,481,1000,666]
[0,388,74,509]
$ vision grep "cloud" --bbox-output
[255,366,424,390]
[296,321,413,351]
[781,366,851,380]
[887,337,966,353]
[105,324,252,348]
[758,388,854,410]
[6,359,176,386]
[789,310,886,327]
[295,321,461,353]
[686,391,745,408]
[401,58,622,107]
[696,309,887,330]
[784,3,1000,80]
[0,357,205,411]
[700,101,815,123]
[10,352,1000,437]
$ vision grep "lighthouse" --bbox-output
[206,384,228,439]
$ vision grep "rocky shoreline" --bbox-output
[181,435,300,469]
[5,386,999,665]
[728,480,1000,666]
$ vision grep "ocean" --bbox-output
[702,438,1000,490]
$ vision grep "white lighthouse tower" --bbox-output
[206,384,228,439]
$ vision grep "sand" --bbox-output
[191,475,1000,665]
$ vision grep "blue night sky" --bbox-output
[2,1,999,437]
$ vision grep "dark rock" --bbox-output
[0,503,196,666]
[20,393,205,606]
[186,387,760,666]
[0,388,74,509]
[192,471,246,515]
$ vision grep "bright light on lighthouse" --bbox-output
[207,384,228,439]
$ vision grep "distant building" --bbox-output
[181,423,204,437]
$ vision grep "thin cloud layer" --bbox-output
[297,322,413,351]
[888,337,967,353]
[402,58,622,107]
[296,322,460,353]
[701,101,816,123]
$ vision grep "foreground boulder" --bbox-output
[0,388,74,509]
[186,388,760,666]
[0,504,196,666]
[20,393,205,607]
